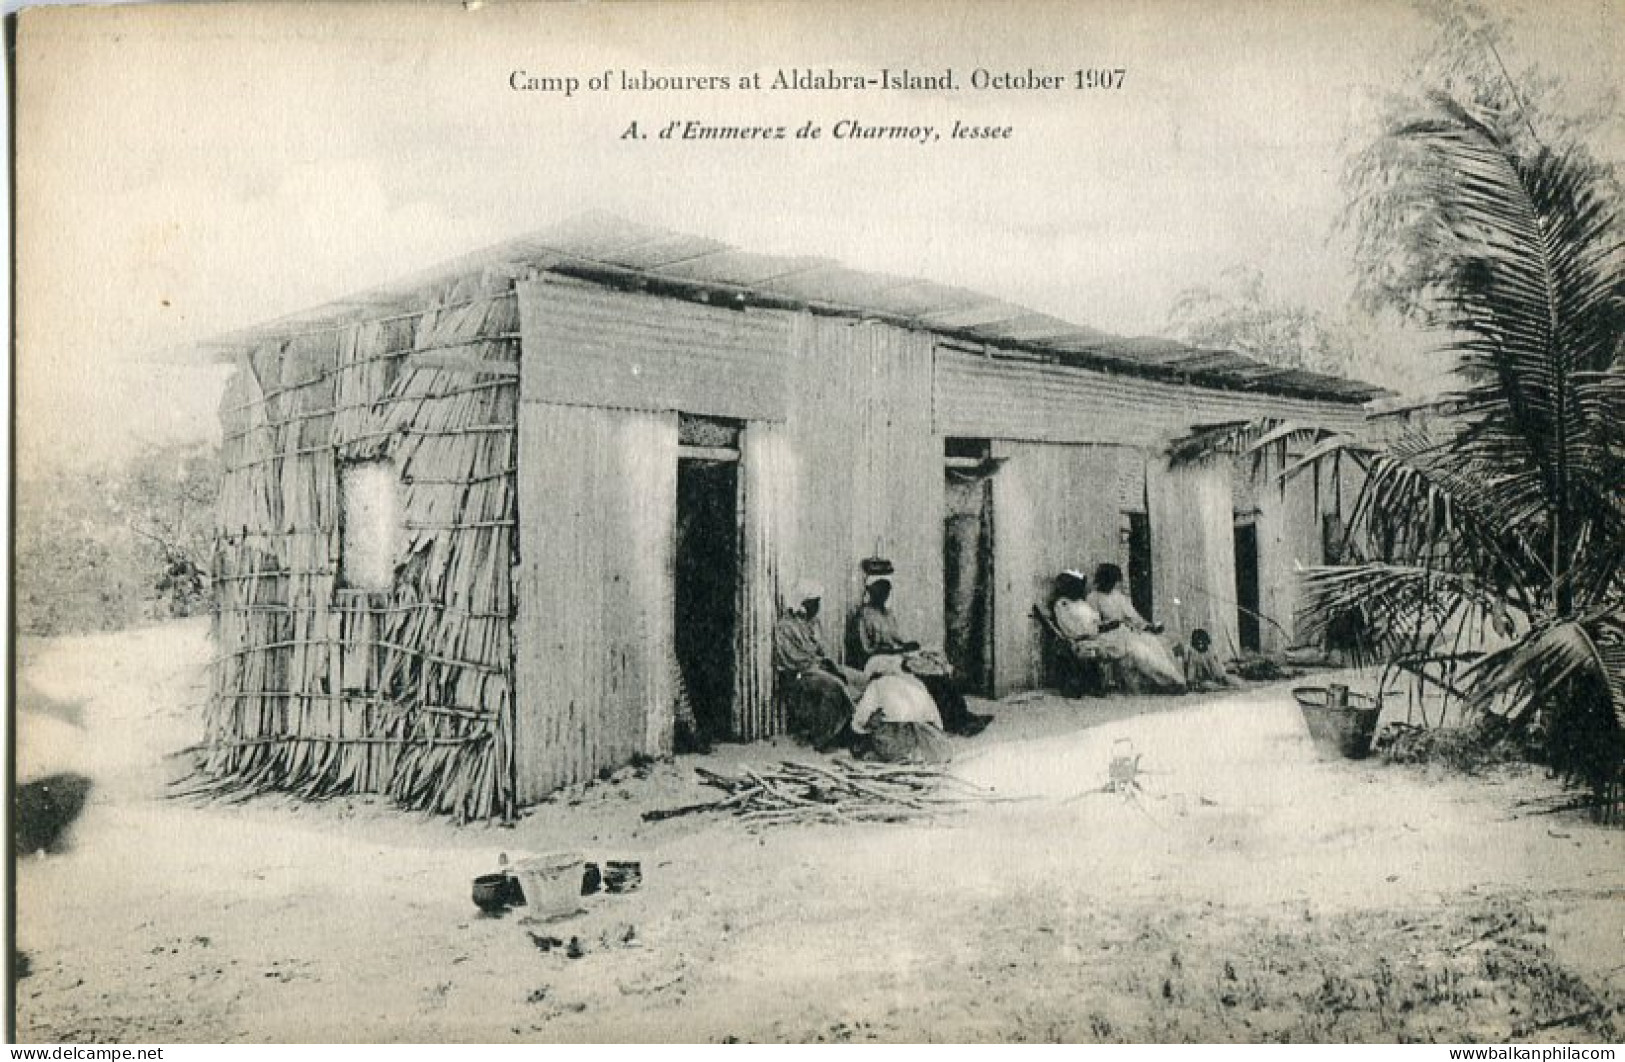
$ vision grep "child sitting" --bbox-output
[1181,627,1234,691]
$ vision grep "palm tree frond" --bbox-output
[1238,420,1338,458]
[1467,617,1601,720]
[1400,100,1625,564]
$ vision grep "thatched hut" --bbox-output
[199,214,1383,818]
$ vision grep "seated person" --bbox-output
[1181,627,1235,691]
[855,574,991,736]
[1086,564,1187,693]
[1045,569,1126,695]
[1052,569,1106,642]
[850,673,953,764]
[774,581,867,751]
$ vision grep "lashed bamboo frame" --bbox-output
[202,275,521,820]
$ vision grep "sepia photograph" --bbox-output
[9,0,1625,1045]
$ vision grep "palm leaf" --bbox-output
[1167,417,1352,494]
[1166,420,1263,467]
[1238,420,1338,458]
[1292,97,1625,801]
[1301,561,1513,701]
[1346,441,1537,590]
[1467,618,1601,721]
[1301,562,1512,654]
[1280,434,1372,483]
[1399,98,1625,618]
[1465,607,1625,788]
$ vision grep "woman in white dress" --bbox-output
[1085,564,1187,693]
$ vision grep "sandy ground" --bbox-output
[12,618,1625,1043]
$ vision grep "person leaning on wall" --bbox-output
[1086,563,1187,693]
[773,580,868,751]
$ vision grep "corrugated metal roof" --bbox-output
[198,212,1386,405]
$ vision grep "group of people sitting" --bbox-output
[769,559,1237,762]
[1048,563,1232,695]
[773,565,991,763]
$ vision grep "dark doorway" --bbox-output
[944,440,996,695]
[1234,519,1261,652]
[675,457,739,743]
[1125,511,1154,622]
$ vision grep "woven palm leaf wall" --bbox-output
[203,272,519,821]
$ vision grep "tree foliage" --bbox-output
[1162,267,1438,393]
[1302,95,1625,797]
[1166,266,1353,374]
[1340,0,1623,322]
[15,443,220,636]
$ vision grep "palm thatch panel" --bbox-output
[203,281,520,821]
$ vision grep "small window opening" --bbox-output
[945,437,992,461]
[679,413,742,461]
[339,460,400,590]
[679,414,741,448]
[945,437,993,471]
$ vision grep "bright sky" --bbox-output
[13,0,1624,474]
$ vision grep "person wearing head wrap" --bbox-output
[1052,570,1102,641]
[1045,569,1126,696]
[774,581,867,750]
[854,575,916,662]
[854,574,990,737]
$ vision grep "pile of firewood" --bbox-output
[643,758,1000,828]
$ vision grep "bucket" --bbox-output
[1293,686,1381,760]
[510,853,588,921]
[471,873,513,913]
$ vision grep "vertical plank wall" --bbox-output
[1246,444,1355,651]
[733,422,795,740]
[512,403,678,801]
[785,316,943,661]
[1147,457,1239,657]
[989,442,1144,695]
[513,277,793,793]
[502,276,1373,797]
[937,347,1371,678]
[1254,446,1317,652]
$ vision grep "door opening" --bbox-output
[1125,511,1154,622]
[1234,518,1261,653]
[944,439,996,696]
[675,418,742,745]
